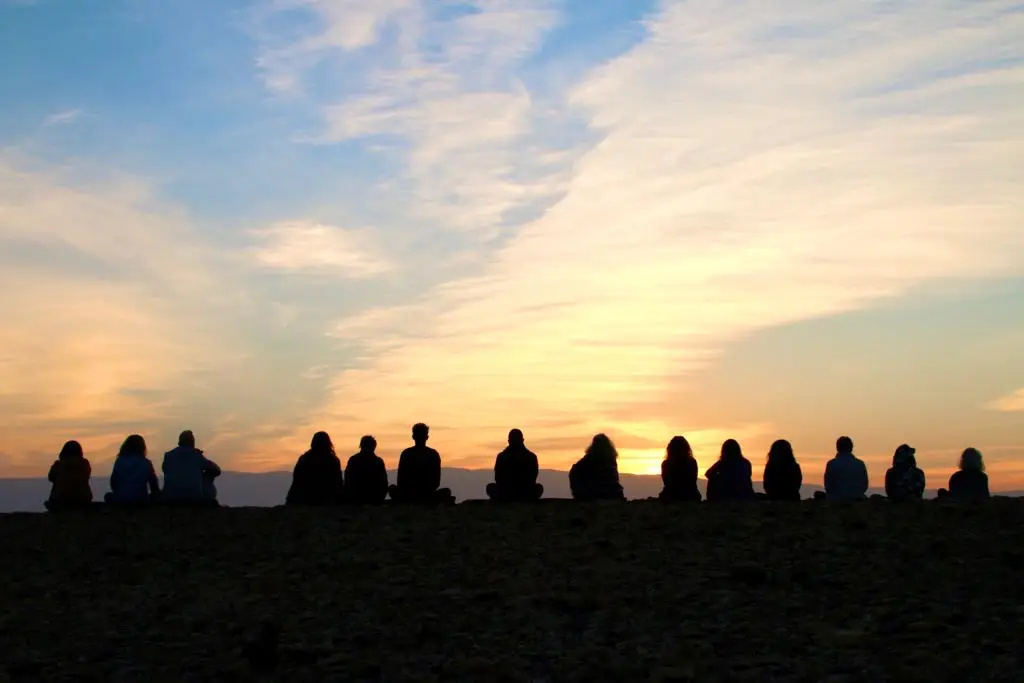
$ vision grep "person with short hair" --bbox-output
[45,440,93,510]
[389,424,455,504]
[345,435,389,504]
[486,429,544,502]
[162,430,222,505]
[824,436,869,501]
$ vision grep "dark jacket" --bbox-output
[286,449,344,505]
[345,451,389,504]
[948,470,990,500]
[569,457,624,501]
[395,445,442,499]
[48,457,93,506]
[494,445,539,494]
[763,459,802,501]
[660,456,701,501]
[885,464,925,501]
[706,458,755,502]
[108,453,160,504]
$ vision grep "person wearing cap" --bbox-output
[161,430,222,505]
[344,435,389,504]
[884,444,926,501]
[824,436,869,501]
[486,429,544,502]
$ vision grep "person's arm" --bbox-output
[794,463,803,493]
[110,462,120,493]
[202,457,222,478]
[147,461,161,497]
[528,450,539,484]
[858,461,869,497]
[429,450,442,492]
[376,458,389,499]
[48,461,59,483]
[333,456,345,502]
[823,461,834,496]
[982,473,991,498]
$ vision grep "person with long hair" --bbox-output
[884,444,925,501]
[763,439,802,501]
[286,431,345,505]
[105,434,160,505]
[705,439,755,502]
[45,440,93,510]
[344,435,389,505]
[487,429,544,502]
[659,436,701,502]
[569,433,626,501]
[938,447,990,500]
[389,423,455,504]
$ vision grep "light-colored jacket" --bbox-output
[824,452,869,501]
[162,446,221,502]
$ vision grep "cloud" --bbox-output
[42,108,83,127]
[265,0,1024,471]
[987,389,1024,413]
[250,220,393,277]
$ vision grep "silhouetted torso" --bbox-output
[763,459,802,501]
[345,451,389,504]
[391,445,448,502]
[286,449,344,505]
[706,458,755,502]
[660,457,701,502]
[824,453,869,501]
[162,446,220,503]
[569,457,624,501]
[885,464,925,501]
[487,445,543,501]
[47,458,93,507]
[108,454,159,504]
[947,470,990,500]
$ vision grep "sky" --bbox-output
[1,0,1023,489]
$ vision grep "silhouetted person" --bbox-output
[345,435,389,504]
[824,436,868,501]
[389,423,455,504]
[45,440,93,510]
[487,429,543,502]
[162,430,222,505]
[569,433,625,501]
[705,439,755,502]
[105,435,160,505]
[763,439,802,501]
[286,431,345,505]
[659,436,701,502]
[938,447,990,500]
[884,444,925,501]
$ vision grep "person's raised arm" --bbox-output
[147,461,161,497]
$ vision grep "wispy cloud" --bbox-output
[250,220,393,277]
[41,108,83,127]
[987,389,1024,413]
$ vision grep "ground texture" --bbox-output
[1,500,1023,682]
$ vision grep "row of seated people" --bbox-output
[45,425,993,509]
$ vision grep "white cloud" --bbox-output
[250,220,393,277]
[41,108,83,127]
[987,389,1024,413]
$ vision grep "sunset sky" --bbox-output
[1,0,1022,489]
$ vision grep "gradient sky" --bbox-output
[2,0,1023,489]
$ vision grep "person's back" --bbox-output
[763,440,802,501]
[944,448,990,500]
[487,429,543,501]
[659,436,701,502]
[47,441,93,509]
[390,424,454,503]
[569,434,625,502]
[107,435,159,505]
[286,432,344,505]
[162,431,221,504]
[706,440,755,502]
[884,444,925,502]
[345,436,389,504]
[824,436,868,501]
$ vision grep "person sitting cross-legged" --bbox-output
[45,440,94,511]
[105,434,160,505]
[486,429,544,502]
[388,423,455,504]
[162,430,222,506]
[345,435,389,505]
[659,436,701,502]
[884,444,925,502]
[569,434,626,502]
[285,431,345,506]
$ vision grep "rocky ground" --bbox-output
[1,499,1022,682]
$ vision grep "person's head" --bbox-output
[720,439,743,461]
[959,447,985,472]
[178,430,195,449]
[508,428,524,447]
[412,423,429,444]
[359,435,377,453]
[893,444,916,468]
[586,433,618,464]
[119,434,147,458]
[767,439,795,465]
[836,436,854,455]
[310,431,334,455]
[666,436,692,462]
[58,440,83,461]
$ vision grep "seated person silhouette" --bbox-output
[388,423,455,504]
[345,435,389,505]
[486,429,544,502]
[705,439,755,502]
[161,430,222,506]
[569,433,626,501]
[45,440,94,511]
[659,436,701,502]
[762,439,802,501]
[824,436,869,501]
[105,434,160,505]
[286,431,345,505]
[884,444,925,501]
[937,447,990,500]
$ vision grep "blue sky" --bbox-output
[1,0,1023,488]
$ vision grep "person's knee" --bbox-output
[534,483,544,498]
[486,483,498,499]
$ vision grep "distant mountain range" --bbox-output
[0,467,904,513]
